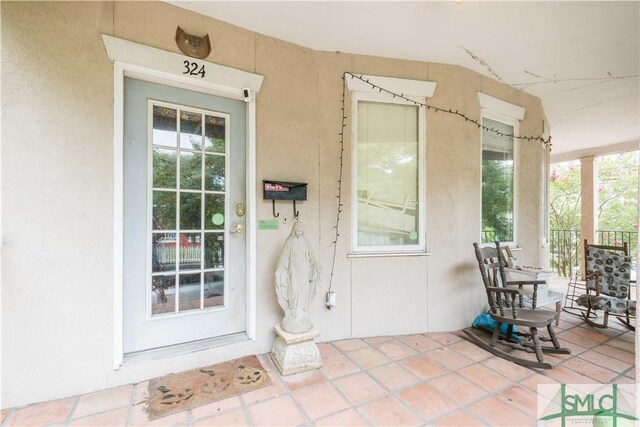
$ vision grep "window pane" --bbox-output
[205,115,225,153]
[180,193,201,230]
[180,152,202,190]
[205,194,225,230]
[178,273,201,312]
[180,111,203,150]
[481,117,514,243]
[204,271,224,308]
[205,154,225,191]
[152,274,175,315]
[149,104,229,318]
[204,232,224,269]
[152,148,177,189]
[152,106,177,148]
[179,233,201,270]
[357,102,419,247]
[152,232,176,272]
[152,191,176,230]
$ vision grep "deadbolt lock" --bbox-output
[236,203,246,217]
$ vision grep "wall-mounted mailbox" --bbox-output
[263,181,307,201]
[263,180,308,219]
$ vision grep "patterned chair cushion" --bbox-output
[585,248,632,298]
[577,294,636,315]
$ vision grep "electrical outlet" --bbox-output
[326,291,336,309]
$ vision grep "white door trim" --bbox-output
[103,35,262,369]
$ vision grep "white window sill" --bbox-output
[348,251,431,259]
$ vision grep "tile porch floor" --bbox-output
[2,289,636,426]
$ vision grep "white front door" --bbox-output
[123,77,247,354]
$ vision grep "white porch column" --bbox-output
[580,155,598,278]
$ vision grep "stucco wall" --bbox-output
[1,1,547,407]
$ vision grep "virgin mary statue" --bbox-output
[275,221,321,333]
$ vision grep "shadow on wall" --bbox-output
[452,261,477,276]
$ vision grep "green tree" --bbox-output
[597,151,639,231]
[482,159,514,243]
[550,152,638,232]
[549,161,581,231]
[549,151,638,275]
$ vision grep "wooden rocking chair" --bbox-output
[576,240,636,331]
[464,242,571,369]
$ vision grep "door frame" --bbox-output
[103,35,263,369]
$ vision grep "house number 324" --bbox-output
[183,60,206,78]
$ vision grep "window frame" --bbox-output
[350,90,427,254]
[146,99,231,320]
[479,110,519,248]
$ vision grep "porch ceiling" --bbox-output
[168,1,639,160]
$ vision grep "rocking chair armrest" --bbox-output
[505,280,544,309]
[505,280,546,286]
[486,286,522,295]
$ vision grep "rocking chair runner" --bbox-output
[576,240,636,331]
[464,242,571,369]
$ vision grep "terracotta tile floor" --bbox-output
[2,308,635,426]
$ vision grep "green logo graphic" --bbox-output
[539,384,637,426]
[211,213,225,226]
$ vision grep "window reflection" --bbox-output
[152,233,177,272]
[153,148,177,189]
[205,155,225,191]
[151,274,176,315]
[180,233,202,270]
[481,117,514,243]
[179,273,201,312]
[204,233,224,269]
[205,115,225,153]
[180,152,202,190]
[150,103,228,317]
[152,106,177,148]
[203,271,224,308]
[180,111,203,150]
[152,191,176,230]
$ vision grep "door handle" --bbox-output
[230,224,244,234]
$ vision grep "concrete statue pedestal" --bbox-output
[270,323,322,376]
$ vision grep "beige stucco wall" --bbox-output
[1,1,547,407]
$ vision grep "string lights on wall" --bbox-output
[327,74,347,300]
[327,71,552,294]
[346,72,552,146]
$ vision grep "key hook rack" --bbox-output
[263,180,307,220]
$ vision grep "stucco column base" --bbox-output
[270,323,322,376]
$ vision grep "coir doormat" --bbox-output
[145,355,271,420]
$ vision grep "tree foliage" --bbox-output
[550,151,638,232]
[482,159,514,242]
[549,151,638,276]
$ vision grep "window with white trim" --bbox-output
[347,75,435,254]
[481,116,516,244]
[355,99,424,251]
[477,93,524,246]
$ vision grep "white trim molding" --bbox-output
[477,92,525,121]
[102,35,263,97]
[103,35,262,369]
[346,74,437,100]
[478,94,524,248]
[347,75,436,255]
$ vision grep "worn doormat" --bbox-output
[145,355,271,420]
